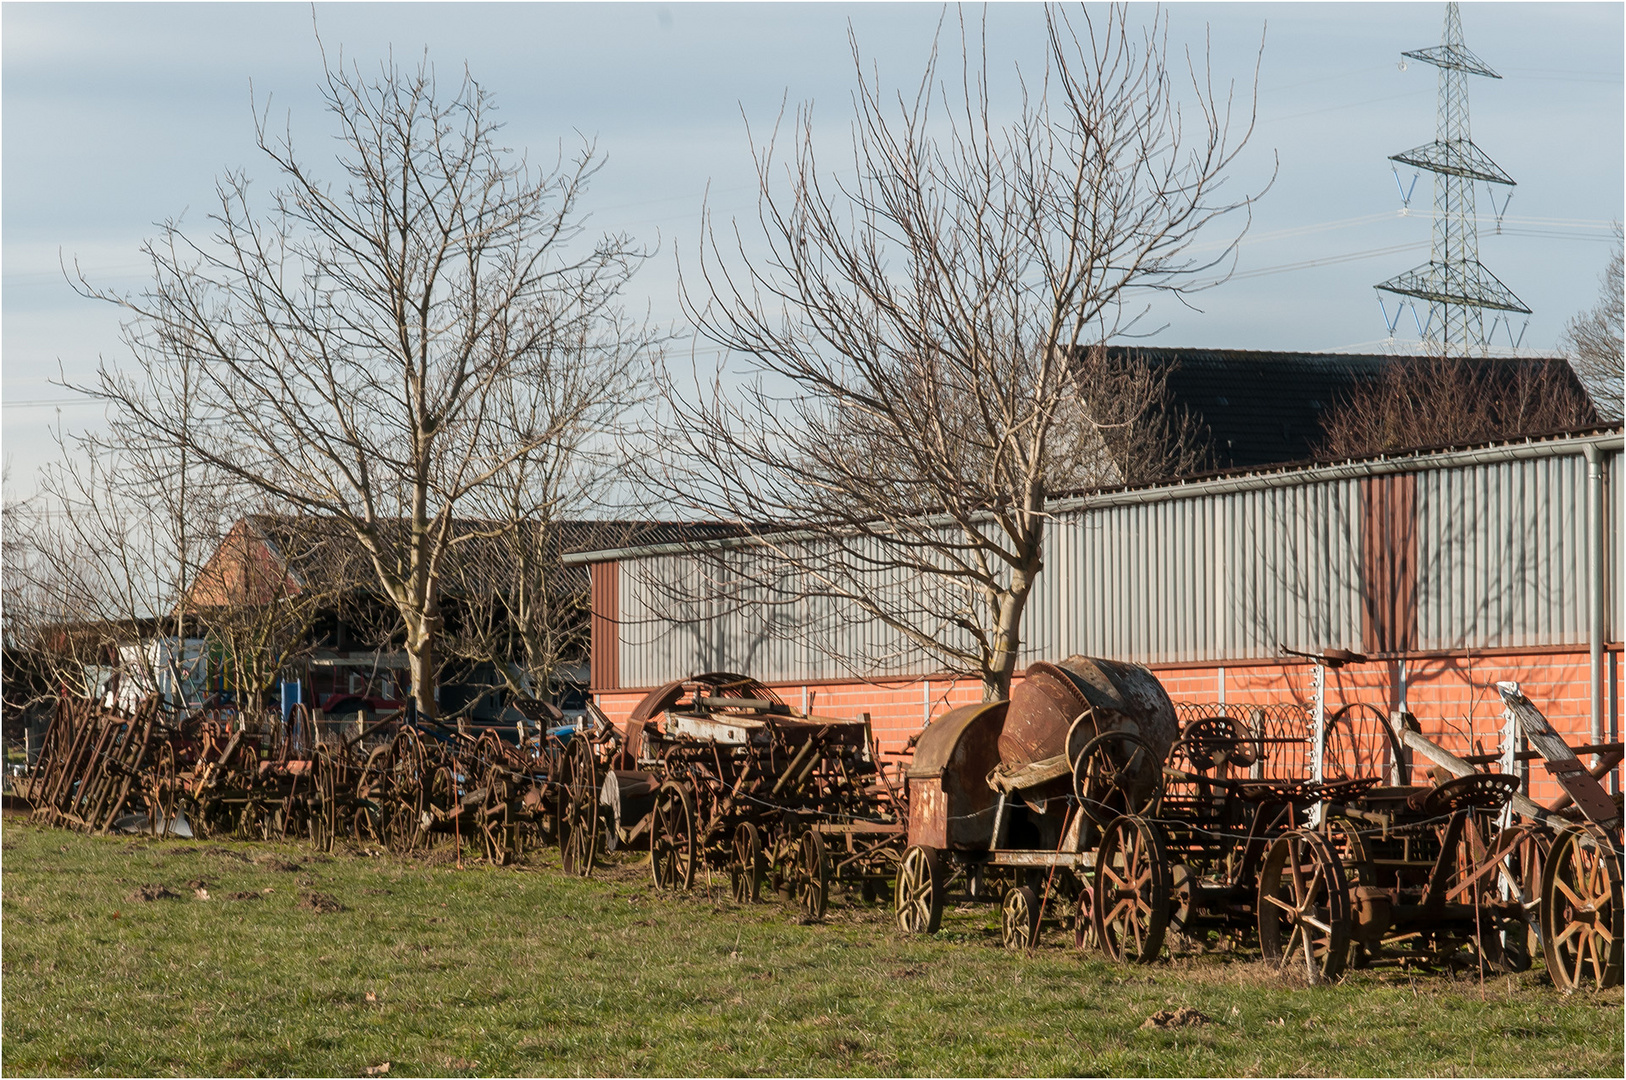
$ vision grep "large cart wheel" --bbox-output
[650,781,696,891]
[895,844,945,935]
[1322,813,1384,969]
[480,765,516,866]
[352,804,380,844]
[792,831,829,920]
[1074,732,1161,827]
[730,822,764,904]
[1258,829,1352,982]
[147,742,178,838]
[311,746,339,854]
[1094,815,1170,964]
[559,736,599,877]
[1002,885,1040,950]
[1495,826,1550,973]
[1540,823,1624,990]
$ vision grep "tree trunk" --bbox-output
[982,531,1043,702]
[406,609,439,722]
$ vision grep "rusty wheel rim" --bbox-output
[1076,733,1159,827]
[1541,825,1624,990]
[149,743,177,838]
[1095,815,1169,965]
[481,765,514,866]
[797,831,828,920]
[730,822,762,903]
[650,782,694,891]
[1258,830,1351,982]
[894,845,942,934]
[1002,885,1039,950]
[1074,882,1099,951]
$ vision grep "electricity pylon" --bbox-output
[1376,2,1528,355]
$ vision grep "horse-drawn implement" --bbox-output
[569,673,906,917]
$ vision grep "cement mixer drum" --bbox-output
[999,656,1178,772]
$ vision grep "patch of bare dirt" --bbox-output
[1141,1006,1211,1030]
[298,891,345,914]
[130,884,180,902]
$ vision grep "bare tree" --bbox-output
[642,4,1261,700]
[72,53,650,720]
[185,513,349,714]
[1318,356,1598,460]
[1563,232,1623,422]
[6,405,232,716]
[441,317,655,711]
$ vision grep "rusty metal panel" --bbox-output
[906,780,948,849]
[589,561,619,691]
[1415,453,1588,650]
[1362,473,1418,654]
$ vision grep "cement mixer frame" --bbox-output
[893,653,1405,967]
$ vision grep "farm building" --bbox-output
[566,425,1623,801]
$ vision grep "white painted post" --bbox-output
[1309,660,1327,827]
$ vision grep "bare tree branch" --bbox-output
[67,53,652,719]
[639,4,1263,699]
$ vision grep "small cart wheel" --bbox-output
[795,831,830,920]
[1002,885,1041,950]
[559,737,600,877]
[1094,814,1170,964]
[1074,882,1099,951]
[650,781,696,891]
[730,821,764,904]
[895,844,945,935]
[1258,829,1352,982]
[1540,823,1624,990]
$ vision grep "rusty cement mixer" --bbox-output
[896,656,1178,934]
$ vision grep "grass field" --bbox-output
[3,815,1621,1077]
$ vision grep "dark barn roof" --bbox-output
[1119,348,1595,470]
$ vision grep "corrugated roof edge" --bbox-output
[560,425,1624,566]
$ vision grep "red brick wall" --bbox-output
[594,645,1623,803]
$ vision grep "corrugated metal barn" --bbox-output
[567,429,1623,793]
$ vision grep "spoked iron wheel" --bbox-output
[384,730,427,854]
[1002,885,1041,950]
[1257,829,1353,982]
[147,742,178,838]
[1540,823,1624,990]
[1094,815,1170,965]
[1074,732,1161,828]
[730,821,764,903]
[1074,880,1099,951]
[559,736,599,877]
[311,746,340,853]
[649,781,696,891]
[352,804,381,844]
[480,765,517,866]
[1322,813,1383,969]
[423,765,457,853]
[1495,825,1550,973]
[792,831,829,920]
[894,844,944,934]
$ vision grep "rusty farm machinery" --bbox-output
[891,652,1623,989]
[556,673,907,918]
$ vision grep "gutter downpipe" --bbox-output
[1584,443,1605,758]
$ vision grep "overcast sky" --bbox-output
[4,2,1622,495]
